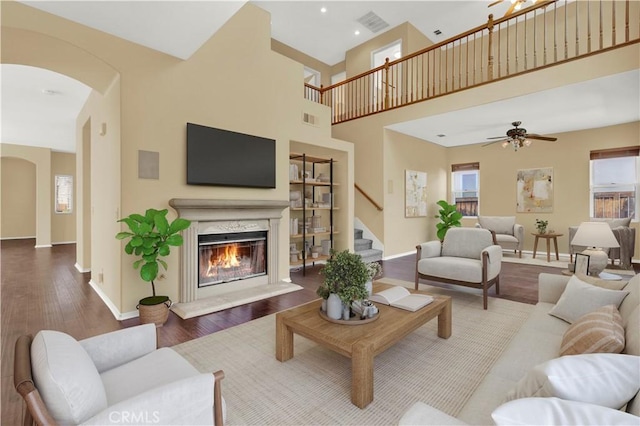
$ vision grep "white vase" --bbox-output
[365,280,373,297]
[326,293,342,320]
[321,299,327,312]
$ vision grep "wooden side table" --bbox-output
[532,232,563,262]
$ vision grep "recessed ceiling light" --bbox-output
[42,89,60,95]
[320,7,327,13]
[354,30,360,35]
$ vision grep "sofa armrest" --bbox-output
[538,273,571,304]
[514,224,524,243]
[417,241,441,259]
[399,401,468,425]
[82,372,225,426]
[80,324,157,373]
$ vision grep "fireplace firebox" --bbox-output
[198,231,267,287]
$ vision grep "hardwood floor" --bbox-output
[2,238,638,424]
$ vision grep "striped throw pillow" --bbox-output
[560,305,625,356]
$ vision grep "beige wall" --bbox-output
[3,2,355,316]
[51,152,76,243]
[0,143,51,247]
[451,121,640,258]
[272,39,332,87]
[1,157,36,239]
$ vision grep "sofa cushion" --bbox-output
[504,353,640,409]
[549,275,629,323]
[624,306,640,356]
[478,216,515,236]
[417,257,484,283]
[492,397,640,426]
[560,305,625,356]
[593,217,632,228]
[31,330,107,424]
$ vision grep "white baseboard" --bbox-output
[88,279,138,320]
[75,263,91,273]
[52,241,76,245]
[0,236,36,240]
[383,250,415,261]
[34,244,53,248]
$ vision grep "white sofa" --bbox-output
[15,324,226,425]
[400,273,640,425]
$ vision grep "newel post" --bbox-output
[384,57,390,110]
[319,84,324,104]
[487,14,495,81]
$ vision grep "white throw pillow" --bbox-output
[492,397,640,426]
[504,353,640,409]
[549,275,629,323]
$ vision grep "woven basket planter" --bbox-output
[138,296,172,327]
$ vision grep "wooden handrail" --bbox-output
[355,183,383,211]
[304,0,639,124]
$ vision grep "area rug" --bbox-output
[501,251,636,275]
[173,278,535,425]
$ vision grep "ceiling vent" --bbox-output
[356,11,389,33]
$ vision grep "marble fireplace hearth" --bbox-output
[169,199,302,319]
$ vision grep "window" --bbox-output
[55,175,73,214]
[451,163,479,217]
[590,146,639,220]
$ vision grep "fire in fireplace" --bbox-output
[198,231,267,287]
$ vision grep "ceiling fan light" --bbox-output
[501,141,510,148]
[524,139,532,146]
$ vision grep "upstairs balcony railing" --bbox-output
[305,0,639,124]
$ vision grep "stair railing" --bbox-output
[304,0,639,124]
[355,183,383,211]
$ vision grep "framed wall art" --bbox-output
[516,167,554,213]
[574,253,590,276]
[405,170,427,217]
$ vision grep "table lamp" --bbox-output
[570,222,620,276]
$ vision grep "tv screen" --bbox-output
[186,123,276,188]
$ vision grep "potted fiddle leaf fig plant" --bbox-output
[116,208,191,326]
[434,200,463,241]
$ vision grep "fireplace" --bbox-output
[168,199,301,319]
[198,231,267,287]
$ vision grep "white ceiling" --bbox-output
[3,0,637,154]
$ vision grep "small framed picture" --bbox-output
[574,253,590,276]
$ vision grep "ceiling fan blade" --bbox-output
[486,135,508,139]
[504,1,518,16]
[482,139,507,147]
[526,134,558,141]
[488,0,504,7]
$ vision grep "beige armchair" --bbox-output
[569,218,636,269]
[415,227,502,309]
[14,324,225,425]
[475,216,525,258]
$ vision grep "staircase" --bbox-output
[354,228,382,263]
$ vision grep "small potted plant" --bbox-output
[321,249,369,320]
[535,219,549,234]
[364,262,383,296]
[116,208,191,326]
[434,200,463,241]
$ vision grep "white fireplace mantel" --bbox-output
[168,198,299,319]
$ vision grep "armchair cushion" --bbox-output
[442,228,494,259]
[31,330,108,424]
[100,347,201,406]
[80,323,157,373]
[477,216,516,236]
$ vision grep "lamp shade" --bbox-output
[571,222,620,248]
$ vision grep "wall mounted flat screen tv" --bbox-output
[187,123,276,188]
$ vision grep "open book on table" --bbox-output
[368,286,433,312]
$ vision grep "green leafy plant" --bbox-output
[535,219,549,234]
[116,208,191,302]
[434,200,463,241]
[321,249,369,305]
[316,282,331,300]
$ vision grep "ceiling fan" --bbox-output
[482,121,557,151]
[488,0,539,17]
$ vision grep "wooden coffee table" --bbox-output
[275,282,452,408]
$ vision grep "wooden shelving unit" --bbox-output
[289,152,336,275]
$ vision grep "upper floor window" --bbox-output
[451,162,479,217]
[590,146,639,220]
